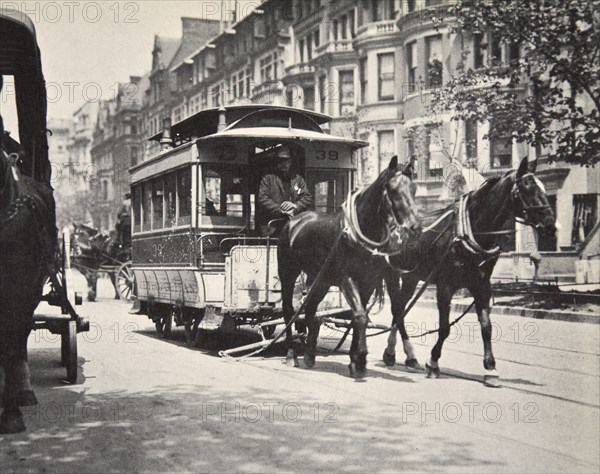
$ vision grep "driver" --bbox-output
[258,145,312,236]
[115,192,132,248]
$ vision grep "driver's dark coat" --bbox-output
[258,173,312,236]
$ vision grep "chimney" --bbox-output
[181,17,197,40]
[160,117,174,151]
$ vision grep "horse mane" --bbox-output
[470,170,515,207]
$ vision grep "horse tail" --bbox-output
[368,275,386,315]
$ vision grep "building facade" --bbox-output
[80,0,597,281]
[90,76,146,232]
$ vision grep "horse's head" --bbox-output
[71,224,98,256]
[383,156,422,245]
[512,158,556,237]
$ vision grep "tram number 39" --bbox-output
[316,150,339,161]
[153,244,165,257]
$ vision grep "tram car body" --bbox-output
[130,105,367,337]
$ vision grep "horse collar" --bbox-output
[455,193,502,259]
[342,189,391,256]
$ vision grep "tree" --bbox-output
[431,0,599,166]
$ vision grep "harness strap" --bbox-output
[342,190,391,254]
[456,193,501,258]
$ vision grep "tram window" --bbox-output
[203,170,221,216]
[164,172,177,227]
[306,170,348,214]
[142,183,152,231]
[177,168,192,226]
[133,186,142,233]
[201,165,246,225]
[152,180,164,229]
[313,179,337,214]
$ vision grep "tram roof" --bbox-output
[196,107,368,150]
[148,105,332,143]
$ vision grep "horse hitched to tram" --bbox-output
[0,8,87,434]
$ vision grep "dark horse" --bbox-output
[382,158,556,387]
[0,150,57,433]
[71,224,128,301]
[278,156,421,378]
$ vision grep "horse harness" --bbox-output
[341,184,408,257]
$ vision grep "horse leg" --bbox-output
[302,285,329,369]
[469,280,500,387]
[340,277,368,379]
[13,329,36,407]
[0,330,29,434]
[86,271,97,302]
[383,274,419,369]
[281,266,300,368]
[426,284,453,379]
[110,273,120,299]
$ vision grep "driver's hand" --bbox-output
[280,201,295,212]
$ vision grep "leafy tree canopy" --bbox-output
[431,0,599,166]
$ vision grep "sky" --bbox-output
[1,0,260,133]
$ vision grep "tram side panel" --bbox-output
[224,245,347,315]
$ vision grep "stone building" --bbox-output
[86,0,597,281]
[90,76,146,232]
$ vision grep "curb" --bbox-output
[415,299,599,325]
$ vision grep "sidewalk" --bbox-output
[415,297,600,324]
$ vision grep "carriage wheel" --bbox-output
[117,261,134,301]
[61,321,78,384]
[155,312,173,339]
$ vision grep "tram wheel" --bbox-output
[262,324,276,339]
[155,312,173,339]
[184,317,200,347]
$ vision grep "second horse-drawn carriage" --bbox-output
[71,222,134,302]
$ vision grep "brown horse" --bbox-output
[278,156,421,378]
[382,158,556,387]
[0,150,57,433]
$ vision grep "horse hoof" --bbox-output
[382,350,396,367]
[303,353,315,368]
[484,371,501,388]
[16,390,38,407]
[405,358,421,371]
[285,349,299,368]
[348,363,367,380]
[425,362,440,378]
[0,409,26,434]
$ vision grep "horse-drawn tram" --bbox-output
[0,8,87,433]
[130,105,368,351]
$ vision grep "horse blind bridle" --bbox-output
[511,173,553,230]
